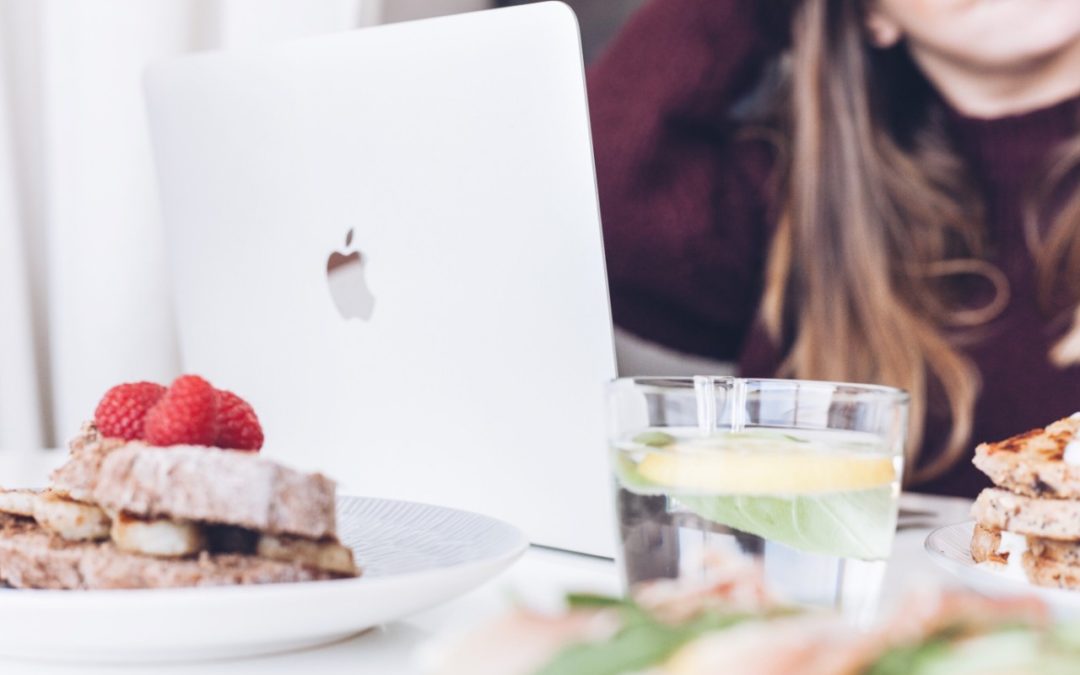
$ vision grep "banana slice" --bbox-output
[111,513,206,558]
[33,491,111,541]
[0,489,40,518]
[257,534,358,575]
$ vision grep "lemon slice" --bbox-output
[635,447,896,495]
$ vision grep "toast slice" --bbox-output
[971,488,1080,540]
[972,414,1080,498]
[89,445,337,539]
[0,514,334,590]
[51,423,337,540]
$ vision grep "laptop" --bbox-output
[144,2,617,556]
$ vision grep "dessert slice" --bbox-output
[0,375,359,589]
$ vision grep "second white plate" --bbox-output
[0,496,528,663]
[925,521,1080,618]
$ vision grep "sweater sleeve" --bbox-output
[588,0,779,360]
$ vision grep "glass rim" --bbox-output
[607,376,910,403]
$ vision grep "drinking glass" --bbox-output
[608,377,908,622]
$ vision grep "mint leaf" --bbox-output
[676,487,896,560]
[533,611,753,675]
[565,593,632,610]
[532,623,688,675]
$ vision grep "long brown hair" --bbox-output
[761,0,1080,483]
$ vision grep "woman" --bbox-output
[589,0,1080,497]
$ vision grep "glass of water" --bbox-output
[608,377,908,622]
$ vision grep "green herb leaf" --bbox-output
[564,593,632,610]
[533,611,754,675]
[532,623,688,675]
[676,487,896,560]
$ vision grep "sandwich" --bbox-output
[970,413,1080,588]
[0,375,358,590]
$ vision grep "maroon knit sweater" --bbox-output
[588,0,1080,497]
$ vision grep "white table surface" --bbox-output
[0,451,972,675]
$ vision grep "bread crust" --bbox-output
[970,523,1005,564]
[49,423,129,502]
[0,514,336,589]
[972,415,1080,498]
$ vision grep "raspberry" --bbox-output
[215,390,264,451]
[94,382,166,441]
[144,375,219,447]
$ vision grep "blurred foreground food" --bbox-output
[430,557,1080,675]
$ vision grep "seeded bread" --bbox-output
[972,415,1080,498]
[90,445,337,539]
[972,488,1080,540]
[1027,536,1080,566]
[0,514,336,589]
[1021,552,1080,591]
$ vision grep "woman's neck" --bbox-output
[909,38,1080,119]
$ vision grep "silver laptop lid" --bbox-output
[145,3,617,556]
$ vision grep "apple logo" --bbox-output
[326,228,375,321]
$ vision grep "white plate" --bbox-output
[0,496,528,663]
[925,521,1080,617]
